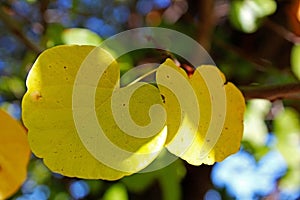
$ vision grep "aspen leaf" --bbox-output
[0,109,30,200]
[156,59,245,165]
[22,45,245,180]
[22,45,167,180]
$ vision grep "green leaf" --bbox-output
[45,23,64,47]
[243,99,271,147]
[252,0,277,16]
[229,0,277,33]
[157,160,186,200]
[103,183,128,200]
[62,28,102,46]
[274,108,300,192]
[291,44,300,80]
[0,76,25,98]
[122,159,186,200]
[274,108,300,139]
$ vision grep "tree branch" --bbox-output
[214,37,271,71]
[0,6,43,54]
[240,83,300,101]
[264,19,300,44]
[196,0,215,51]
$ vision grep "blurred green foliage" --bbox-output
[229,0,277,33]
[0,0,299,199]
[291,44,300,80]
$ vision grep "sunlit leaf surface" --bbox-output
[22,45,245,180]
[157,59,245,165]
[22,45,166,180]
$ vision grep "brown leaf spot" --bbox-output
[30,91,42,102]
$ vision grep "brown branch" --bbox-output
[264,19,300,44]
[196,0,215,51]
[39,0,50,34]
[0,6,43,54]
[240,83,300,101]
[214,37,271,71]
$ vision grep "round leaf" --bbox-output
[22,45,166,180]
[156,59,245,165]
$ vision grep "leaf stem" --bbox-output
[126,68,158,87]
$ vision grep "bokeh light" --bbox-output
[212,150,287,199]
[136,0,154,15]
[69,180,90,199]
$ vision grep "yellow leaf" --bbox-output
[22,45,167,180]
[0,110,30,200]
[156,59,245,165]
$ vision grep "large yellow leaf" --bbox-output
[156,59,245,165]
[23,45,245,180]
[22,45,167,180]
[0,109,30,200]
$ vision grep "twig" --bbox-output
[0,6,43,54]
[240,83,300,101]
[264,19,300,44]
[214,37,270,71]
[196,0,215,51]
[39,0,50,35]
[126,68,158,87]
